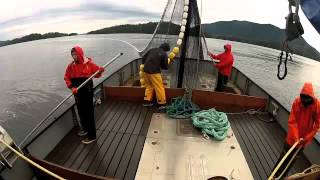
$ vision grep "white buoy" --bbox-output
[179,32,184,39]
[180,26,186,33]
[177,39,183,46]
[181,19,187,26]
[184,6,189,12]
[185,0,189,6]
[183,12,188,19]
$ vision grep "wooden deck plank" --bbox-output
[237,115,270,179]
[241,114,274,173]
[70,129,110,170]
[78,130,111,172]
[95,133,124,176]
[140,108,155,136]
[104,133,131,177]
[45,128,80,165]
[65,101,117,168]
[45,101,114,166]
[229,115,262,179]
[46,99,311,180]
[132,107,148,135]
[118,103,139,134]
[98,101,124,131]
[246,115,279,165]
[114,135,138,179]
[249,115,282,156]
[109,102,132,132]
[64,130,102,168]
[95,99,111,120]
[95,100,116,128]
[102,102,128,131]
[257,119,285,153]
[125,105,143,134]
[123,136,146,180]
[230,114,268,179]
[230,113,310,179]
[86,131,117,174]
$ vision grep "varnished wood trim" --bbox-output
[104,86,185,102]
[30,156,115,180]
[192,90,267,112]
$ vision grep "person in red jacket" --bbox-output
[272,82,320,178]
[64,46,104,144]
[208,44,234,91]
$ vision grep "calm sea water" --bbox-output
[0,34,319,143]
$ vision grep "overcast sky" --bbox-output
[1,0,320,51]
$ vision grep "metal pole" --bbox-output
[19,53,123,148]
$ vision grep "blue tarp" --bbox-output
[301,0,320,34]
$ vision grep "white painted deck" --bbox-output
[135,113,253,180]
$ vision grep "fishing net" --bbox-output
[139,0,211,88]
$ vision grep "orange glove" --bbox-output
[71,87,78,95]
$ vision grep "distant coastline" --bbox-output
[1,21,319,61]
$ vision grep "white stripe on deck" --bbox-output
[135,113,253,180]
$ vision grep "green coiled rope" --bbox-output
[166,97,200,119]
[192,108,230,141]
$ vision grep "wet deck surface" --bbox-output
[229,113,310,180]
[46,100,310,180]
[46,100,155,180]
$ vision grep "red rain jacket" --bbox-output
[208,44,234,77]
[64,46,103,88]
[286,83,320,147]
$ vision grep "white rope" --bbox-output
[0,139,66,180]
[276,146,302,179]
[268,140,302,180]
[226,108,275,123]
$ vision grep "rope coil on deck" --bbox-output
[166,97,200,119]
[192,109,230,141]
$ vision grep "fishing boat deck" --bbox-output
[45,100,156,180]
[229,113,310,180]
[45,100,310,180]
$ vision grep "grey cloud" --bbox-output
[0,2,160,29]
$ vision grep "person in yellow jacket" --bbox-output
[142,43,170,111]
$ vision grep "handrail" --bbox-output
[19,53,123,148]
